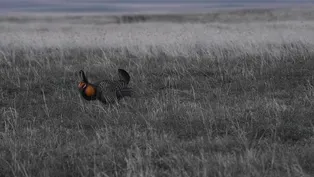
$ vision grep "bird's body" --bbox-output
[78,69,132,104]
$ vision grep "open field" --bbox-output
[1,7,314,177]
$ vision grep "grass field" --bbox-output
[1,7,314,177]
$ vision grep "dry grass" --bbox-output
[1,7,314,177]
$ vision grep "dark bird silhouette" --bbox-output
[78,69,132,104]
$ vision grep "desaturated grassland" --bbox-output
[1,8,314,177]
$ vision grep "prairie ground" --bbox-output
[1,7,314,177]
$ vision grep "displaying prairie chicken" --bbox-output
[78,69,132,104]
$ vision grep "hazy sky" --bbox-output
[1,0,313,13]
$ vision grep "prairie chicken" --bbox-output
[78,69,132,104]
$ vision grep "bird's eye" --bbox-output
[79,82,86,88]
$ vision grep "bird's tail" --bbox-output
[118,69,130,85]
